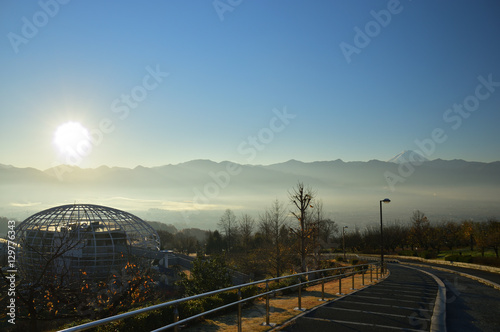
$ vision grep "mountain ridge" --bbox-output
[1,157,499,230]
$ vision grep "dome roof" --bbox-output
[17,204,160,281]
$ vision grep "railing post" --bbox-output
[370,264,373,282]
[351,271,355,290]
[297,277,302,310]
[265,281,270,325]
[173,305,179,332]
[338,273,342,295]
[321,273,325,301]
[362,267,365,286]
[237,288,242,332]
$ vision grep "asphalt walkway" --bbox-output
[280,265,440,331]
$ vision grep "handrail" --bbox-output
[59,262,379,332]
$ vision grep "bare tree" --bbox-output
[238,214,255,251]
[289,182,315,272]
[218,209,237,254]
[384,221,405,252]
[344,225,362,252]
[308,200,338,263]
[409,210,430,250]
[259,199,290,277]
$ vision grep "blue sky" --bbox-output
[1,0,499,169]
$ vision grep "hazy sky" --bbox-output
[1,0,499,170]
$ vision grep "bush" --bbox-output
[269,276,299,295]
[241,285,260,299]
[318,260,342,276]
[445,254,472,263]
[177,254,232,296]
[179,299,205,319]
[398,250,417,257]
[471,256,500,267]
[202,295,226,312]
[421,251,438,259]
[353,260,369,272]
[97,307,174,332]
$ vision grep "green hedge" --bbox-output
[445,254,473,263]
[268,276,300,295]
[398,250,418,257]
[471,256,500,267]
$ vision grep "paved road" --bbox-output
[280,265,439,331]
[403,263,500,332]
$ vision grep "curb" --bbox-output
[402,261,500,291]
[383,254,500,274]
[399,264,447,332]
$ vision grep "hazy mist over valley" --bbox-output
[2,154,499,231]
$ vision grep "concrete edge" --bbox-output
[383,254,500,274]
[402,261,500,291]
[399,264,447,332]
[269,270,391,331]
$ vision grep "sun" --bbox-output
[53,121,92,163]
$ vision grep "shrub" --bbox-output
[445,254,472,263]
[398,250,417,257]
[421,251,438,259]
[241,285,260,299]
[269,276,299,295]
[471,256,500,267]
[202,295,226,311]
[353,260,369,272]
[96,307,174,332]
[177,254,232,296]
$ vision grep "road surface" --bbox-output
[279,265,439,331]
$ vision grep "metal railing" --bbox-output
[60,262,380,332]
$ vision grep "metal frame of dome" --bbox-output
[17,204,160,281]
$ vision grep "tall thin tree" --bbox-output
[289,182,315,272]
[218,209,237,254]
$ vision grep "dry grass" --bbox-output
[183,270,387,332]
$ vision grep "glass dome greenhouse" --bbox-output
[16,204,160,281]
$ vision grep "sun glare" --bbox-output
[53,121,92,163]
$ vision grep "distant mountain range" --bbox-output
[1,153,499,230]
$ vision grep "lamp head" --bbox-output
[381,198,391,204]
